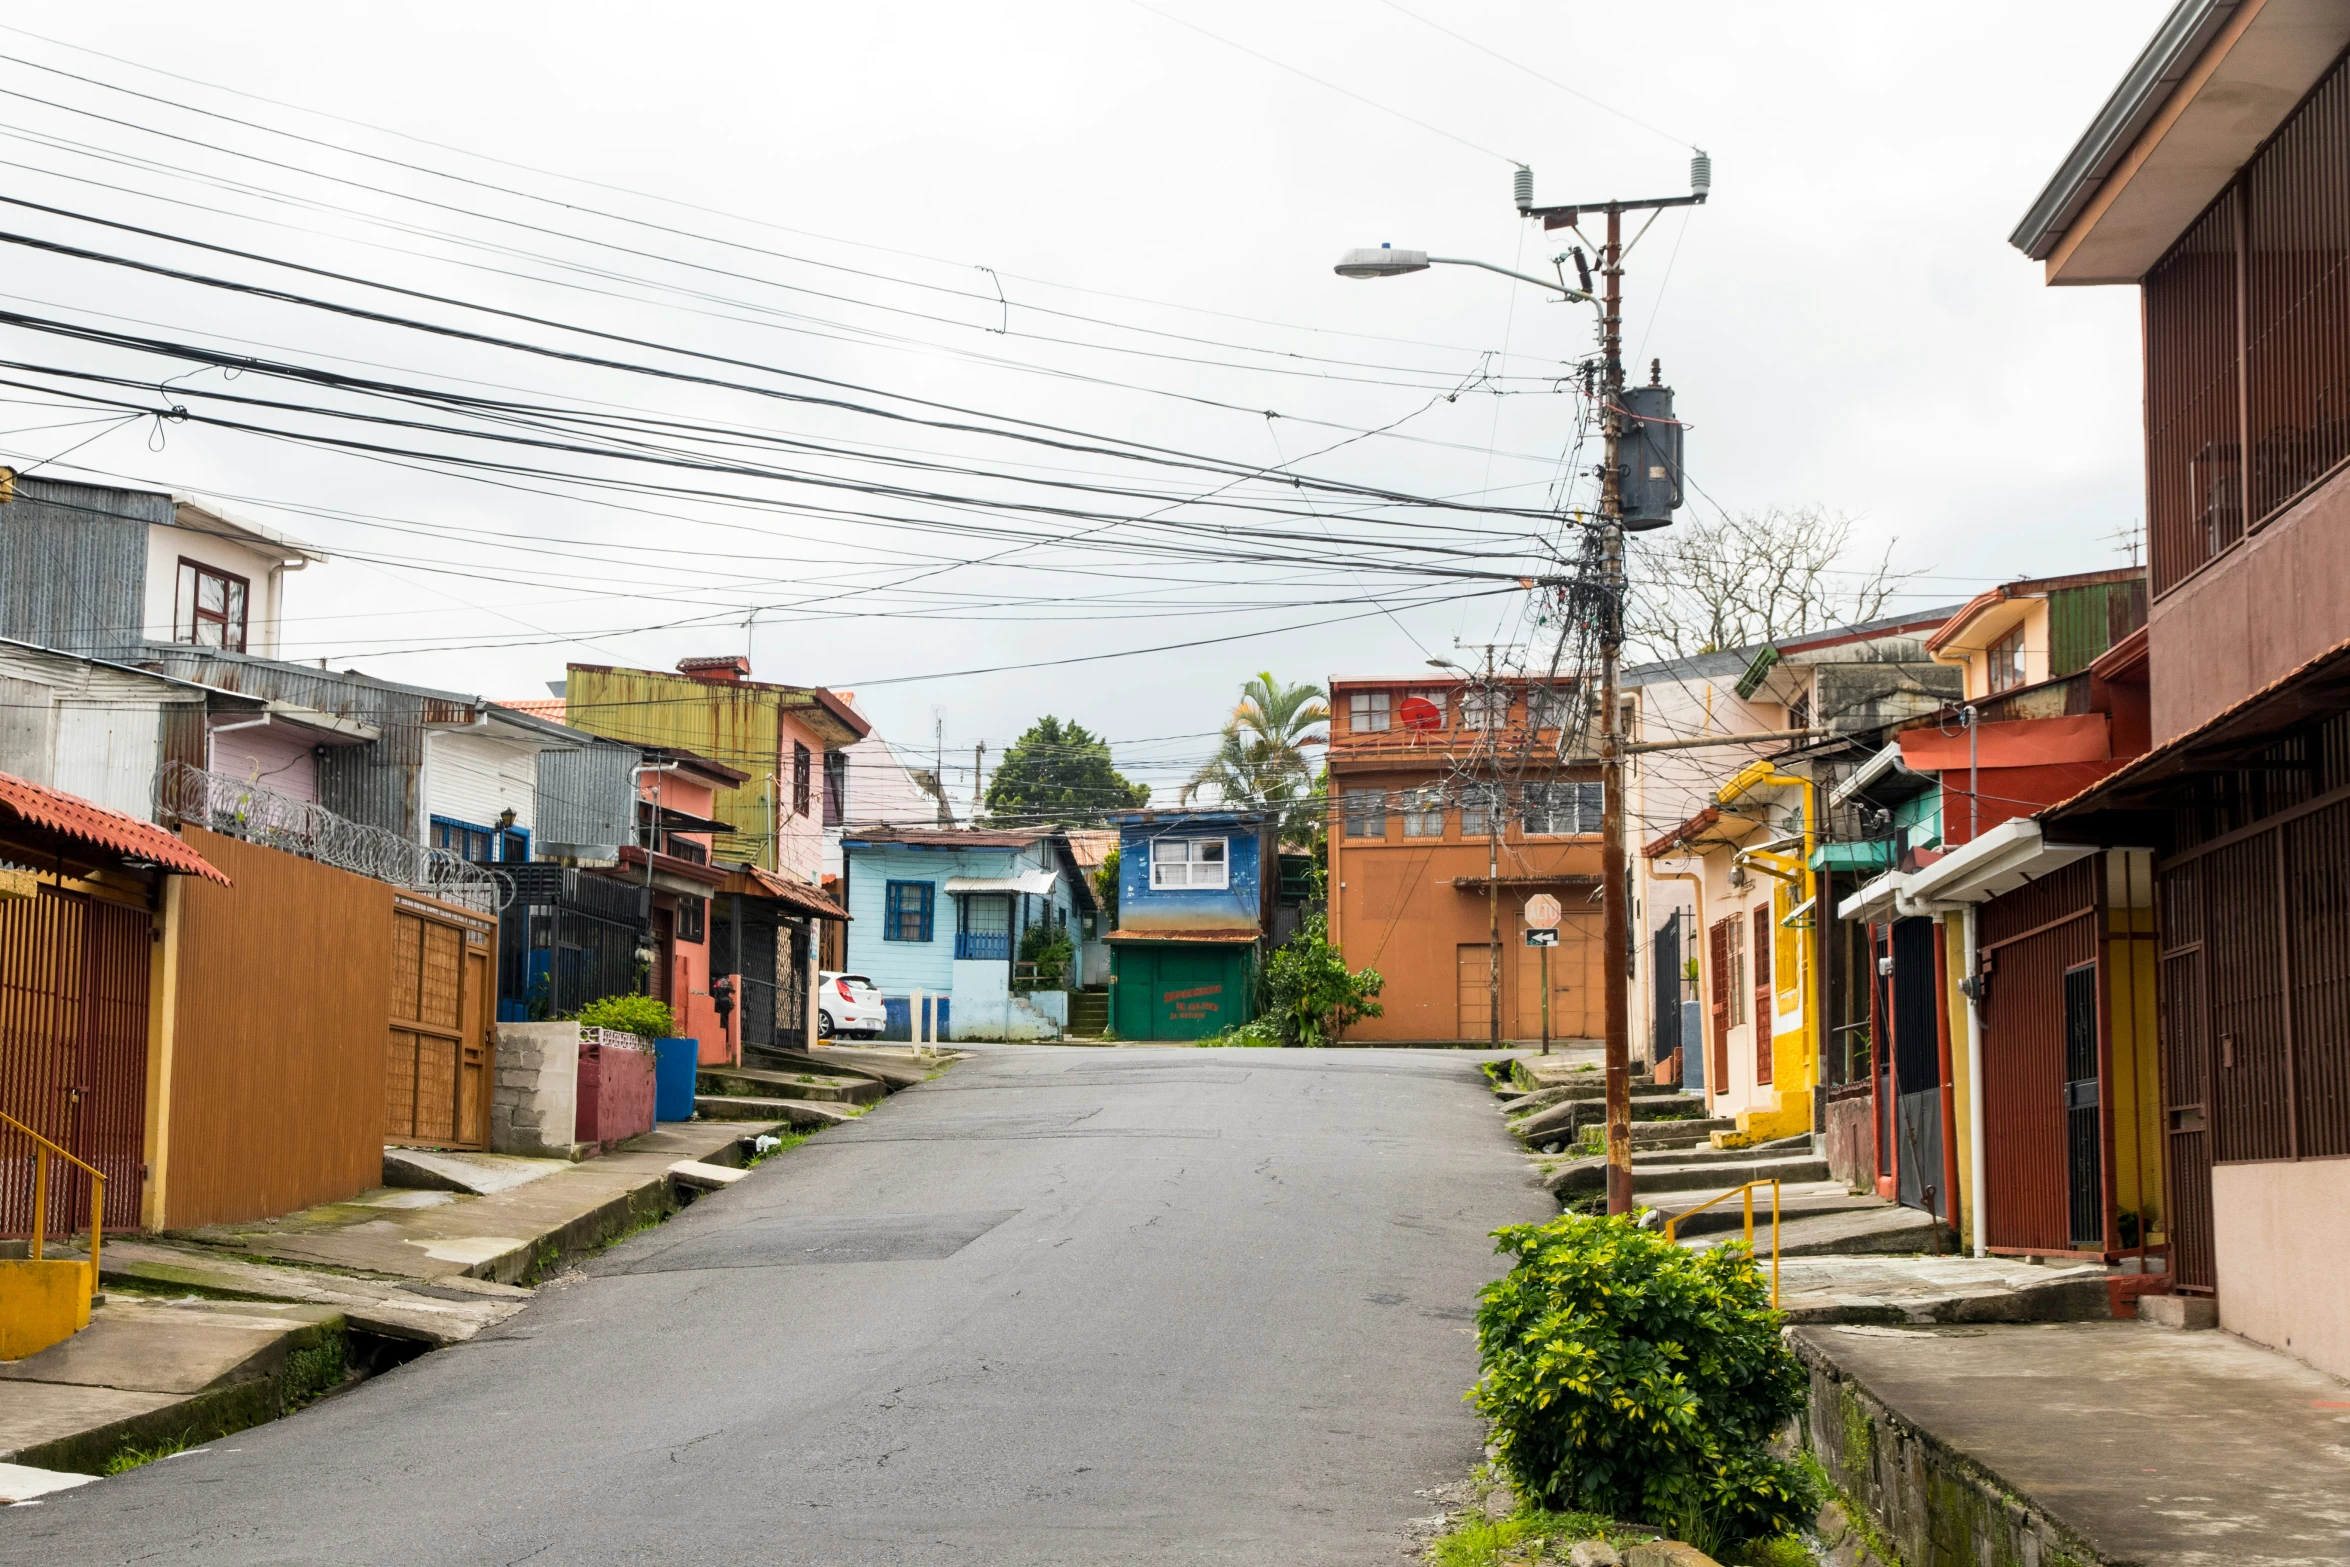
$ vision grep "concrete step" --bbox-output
[1649,1180,1907,1239]
[1632,1155,1831,1194]
[693,1095,857,1127]
[1633,1134,1810,1165]
[1521,1117,1735,1155]
[696,1067,884,1106]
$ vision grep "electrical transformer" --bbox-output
[1617,380,1684,530]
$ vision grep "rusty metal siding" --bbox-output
[2285,796,2350,1158]
[535,739,637,855]
[1978,858,2098,1253]
[0,477,162,656]
[567,667,782,867]
[0,884,151,1237]
[162,826,394,1229]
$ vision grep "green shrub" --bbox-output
[1472,1213,1815,1550]
[1259,912,1383,1045]
[1019,923,1076,983]
[1196,1018,1283,1048]
[573,994,677,1040]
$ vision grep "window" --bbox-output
[884,880,935,942]
[1348,690,1391,733]
[1150,836,1228,889]
[1343,788,1386,840]
[174,559,249,652]
[1460,784,1500,838]
[792,741,813,817]
[678,895,706,945]
[1521,780,1602,836]
[1727,916,1747,1026]
[1986,627,2025,693]
[1787,683,1812,734]
[822,750,847,827]
[430,817,528,863]
[1461,688,1508,730]
[1526,685,1578,731]
[1400,787,1444,837]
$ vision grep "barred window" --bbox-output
[1342,788,1387,839]
[1460,784,1501,837]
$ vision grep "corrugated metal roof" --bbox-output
[715,862,851,920]
[0,769,228,883]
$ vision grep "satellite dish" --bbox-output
[1399,695,1443,732]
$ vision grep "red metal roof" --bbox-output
[714,862,851,920]
[0,771,228,884]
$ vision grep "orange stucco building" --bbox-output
[1326,675,1607,1044]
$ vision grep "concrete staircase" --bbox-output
[1066,988,1110,1039]
[693,1065,886,1123]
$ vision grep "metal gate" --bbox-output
[2062,964,2104,1246]
[1651,913,1683,1065]
[0,885,150,1236]
[385,896,493,1149]
[1889,917,1945,1217]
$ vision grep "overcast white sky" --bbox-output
[2,1,2168,798]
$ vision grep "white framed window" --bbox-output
[1459,784,1501,838]
[1342,788,1386,839]
[1521,780,1604,836]
[1400,787,1444,837]
[1348,690,1391,733]
[1461,688,1509,730]
[1150,836,1229,889]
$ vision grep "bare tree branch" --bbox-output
[1622,506,1926,661]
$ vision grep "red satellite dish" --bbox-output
[1399,695,1443,732]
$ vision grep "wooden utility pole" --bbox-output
[1597,203,1634,1217]
[1483,643,1503,1048]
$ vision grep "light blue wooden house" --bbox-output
[838,826,1097,1040]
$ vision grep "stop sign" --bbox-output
[1523,893,1562,930]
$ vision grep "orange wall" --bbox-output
[1330,826,1606,1043]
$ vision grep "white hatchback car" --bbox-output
[817,971,887,1039]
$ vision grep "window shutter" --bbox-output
[1709,917,1731,1071]
[1753,904,1774,1085]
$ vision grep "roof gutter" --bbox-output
[2010,0,2238,260]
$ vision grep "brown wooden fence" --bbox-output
[158,826,394,1230]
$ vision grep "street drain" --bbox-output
[607,1209,1021,1274]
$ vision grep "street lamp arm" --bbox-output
[1426,256,1594,302]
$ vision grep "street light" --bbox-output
[1334,244,1596,303]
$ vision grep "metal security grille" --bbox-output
[2063,965,2103,1247]
[2144,46,2350,597]
[0,887,150,1237]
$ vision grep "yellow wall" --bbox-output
[1944,915,1975,1251]
[2109,904,2164,1240]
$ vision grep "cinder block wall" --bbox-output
[492,1023,581,1159]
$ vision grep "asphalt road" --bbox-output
[4,1046,1551,1565]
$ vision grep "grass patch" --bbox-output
[1429,1501,1634,1567]
[101,1431,197,1475]
[744,1129,812,1166]
[1731,1535,1818,1567]
[280,1330,350,1413]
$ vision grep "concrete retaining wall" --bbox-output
[1792,1331,2108,1567]
[491,1022,582,1159]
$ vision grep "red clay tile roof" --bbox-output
[500,697,567,722]
[0,771,228,884]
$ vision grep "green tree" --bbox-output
[1260,913,1382,1046]
[984,716,1151,827]
[1093,845,1121,926]
[1180,673,1329,836]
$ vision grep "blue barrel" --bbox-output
[654,1037,699,1121]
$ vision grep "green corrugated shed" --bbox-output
[2048,578,2149,679]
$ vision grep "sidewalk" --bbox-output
[1795,1319,2350,1567]
[1,1117,788,1480]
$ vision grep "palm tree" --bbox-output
[1181,674,1330,834]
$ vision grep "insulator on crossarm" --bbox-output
[1514,166,1534,212]
[1690,150,1712,197]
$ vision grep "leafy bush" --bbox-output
[1259,913,1384,1046]
[1019,922,1076,983]
[573,994,677,1040]
[1472,1213,1815,1550]
[1093,846,1120,926]
[1196,1018,1283,1048]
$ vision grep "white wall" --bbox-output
[425,728,538,833]
[822,728,945,877]
[2213,1159,2350,1382]
[0,645,208,821]
[206,720,319,803]
[143,523,292,657]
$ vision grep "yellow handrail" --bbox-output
[1662,1177,1780,1308]
[0,1109,106,1299]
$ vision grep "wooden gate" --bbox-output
[385,895,493,1148]
[0,885,150,1236]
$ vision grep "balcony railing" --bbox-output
[955,930,1010,961]
[160,761,504,915]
